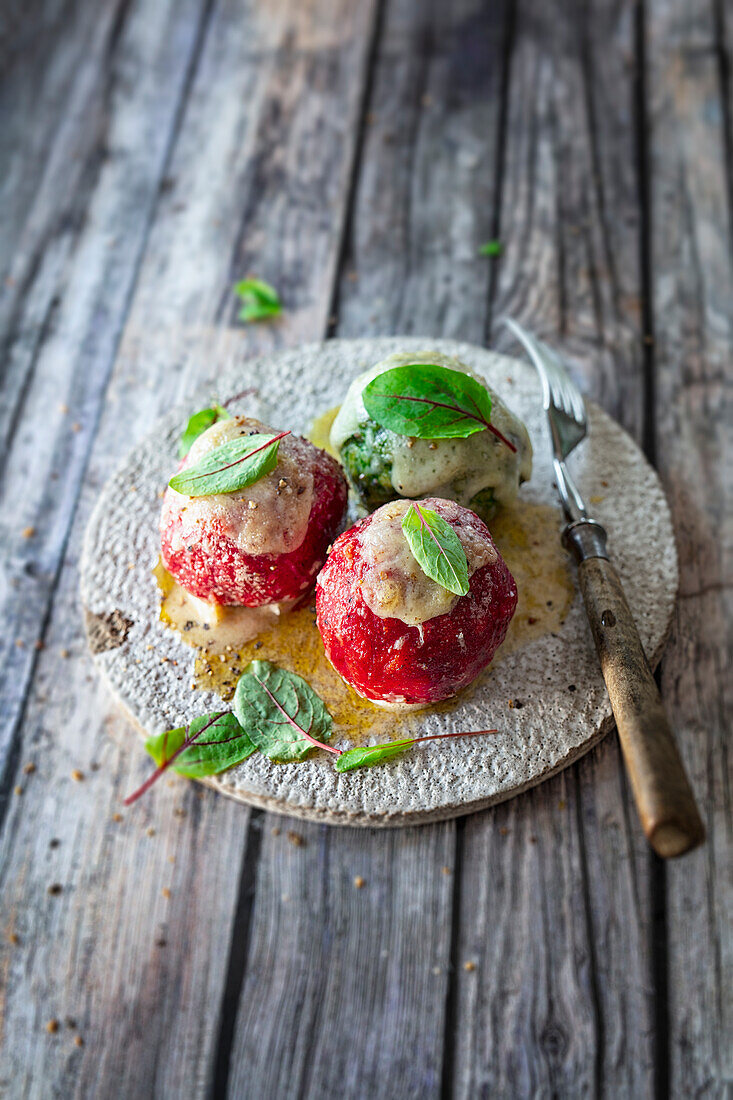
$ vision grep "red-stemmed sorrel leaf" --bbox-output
[169,430,290,497]
[233,660,338,764]
[362,363,517,452]
[335,729,498,772]
[124,712,256,805]
[401,502,470,596]
[124,671,500,803]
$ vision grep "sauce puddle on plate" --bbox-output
[155,560,417,747]
[489,499,575,660]
[153,496,574,745]
[308,406,340,457]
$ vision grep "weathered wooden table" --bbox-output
[1,1,730,1096]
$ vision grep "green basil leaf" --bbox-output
[478,239,502,257]
[169,431,287,497]
[233,659,334,763]
[178,405,230,458]
[334,740,414,772]
[234,278,282,323]
[401,502,469,596]
[362,363,493,440]
[144,712,257,779]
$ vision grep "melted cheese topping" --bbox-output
[168,417,314,557]
[359,499,496,626]
[330,350,532,508]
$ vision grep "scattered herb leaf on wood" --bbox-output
[178,405,230,458]
[233,659,338,763]
[335,729,498,772]
[478,239,502,257]
[402,502,469,596]
[170,430,290,497]
[234,278,282,323]
[362,363,517,451]
[124,712,256,804]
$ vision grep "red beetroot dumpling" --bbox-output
[160,416,348,606]
[316,497,517,707]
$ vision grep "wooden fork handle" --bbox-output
[565,522,705,858]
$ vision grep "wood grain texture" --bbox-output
[0,594,252,1097]
[221,3,510,1094]
[336,0,510,342]
[228,824,455,1099]
[647,0,733,1091]
[0,0,730,1095]
[0,0,379,1095]
[451,0,660,1095]
[0,0,107,300]
[0,0,210,794]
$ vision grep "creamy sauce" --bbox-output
[329,351,532,509]
[308,406,340,457]
[154,499,575,744]
[486,500,574,660]
[164,416,314,558]
[154,558,297,653]
[359,498,497,626]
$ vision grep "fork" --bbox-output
[501,317,705,858]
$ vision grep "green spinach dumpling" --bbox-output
[330,351,532,520]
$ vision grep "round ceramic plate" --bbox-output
[81,337,678,826]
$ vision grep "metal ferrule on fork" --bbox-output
[554,457,610,563]
[562,517,609,563]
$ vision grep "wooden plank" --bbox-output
[225,2,511,1097]
[0,0,382,1096]
[0,0,211,792]
[0,0,130,465]
[646,1,733,1094]
[227,824,456,1099]
[336,0,509,342]
[0,0,106,286]
[450,1,658,1095]
[117,0,377,348]
[0,606,253,1098]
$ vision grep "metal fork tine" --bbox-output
[537,334,585,422]
[498,316,587,462]
[543,349,565,406]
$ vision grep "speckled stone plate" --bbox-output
[81,337,678,826]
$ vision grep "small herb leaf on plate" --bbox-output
[169,430,289,497]
[335,741,414,772]
[335,729,498,772]
[362,363,517,451]
[233,659,337,763]
[124,712,256,805]
[402,502,470,597]
[478,239,503,257]
[234,278,282,323]
[178,405,230,459]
